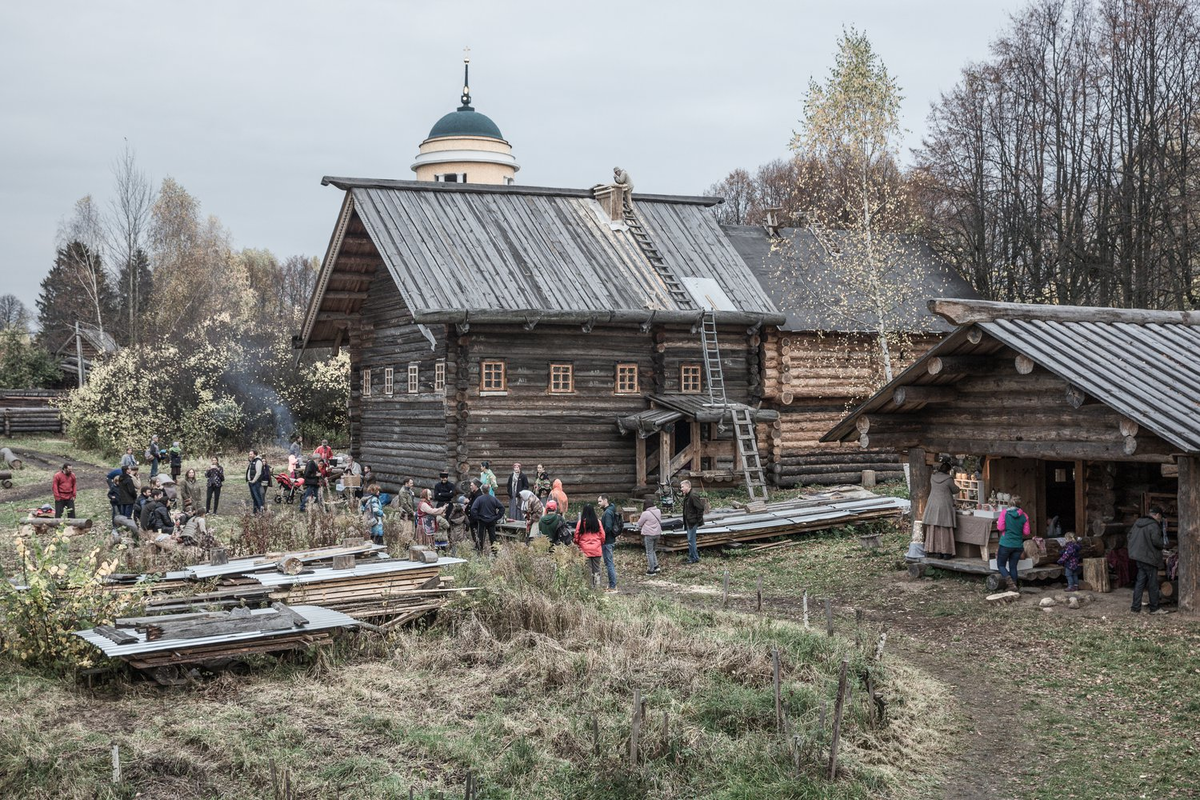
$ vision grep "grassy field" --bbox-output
[2,436,1198,798]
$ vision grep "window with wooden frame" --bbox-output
[361,368,372,397]
[407,363,419,394]
[549,363,574,394]
[434,359,446,392]
[615,363,639,395]
[680,363,703,394]
[481,360,506,393]
[383,367,394,396]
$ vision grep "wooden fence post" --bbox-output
[629,689,641,766]
[802,589,809,629]
[772,647,782,732]
[824,599,833,636]
[756,575,763,611]
[722,570,729,607]
[111,742,120,784]
[828,658,850,780]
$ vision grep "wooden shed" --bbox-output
[295,176,785,498]
[724,225,978,487]
[824,298,1200,612]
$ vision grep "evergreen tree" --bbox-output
[36,242,117,349]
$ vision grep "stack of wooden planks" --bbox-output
[625,491,909,552]
[75,604,355,684]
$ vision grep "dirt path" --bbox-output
[1,447,115,506]
[627,566,1029,799]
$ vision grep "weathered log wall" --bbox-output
[349,270,761,496]
[350,275,449,490]
[761,330,938,486]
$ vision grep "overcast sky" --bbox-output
[0,0,1026,314]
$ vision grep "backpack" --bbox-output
[144,447,153,460]
[555,518,573,546]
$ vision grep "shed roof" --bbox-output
[824,299,1200,454]
[299,179,781,350]
[723,225,977,333]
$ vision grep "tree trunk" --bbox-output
[1178,457,1198,614]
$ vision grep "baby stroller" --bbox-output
[273,472,303,504]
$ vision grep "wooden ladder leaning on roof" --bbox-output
[621,194,694,309]
[700,310,769,502]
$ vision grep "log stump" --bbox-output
[1082,558,1111,593]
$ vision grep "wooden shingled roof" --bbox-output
[299,178,783,351]
[824,298,1200,455]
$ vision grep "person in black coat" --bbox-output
[506,463,529,521]
[116,465,139,521]
[680,480,706,564]
[433,470,457,509]
[469,489,506,554]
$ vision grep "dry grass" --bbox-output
[0,544,956,800]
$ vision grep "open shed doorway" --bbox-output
[1043,460,1080,537]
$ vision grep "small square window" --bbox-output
[383,367,394,396]
[481,360,506,392]
[408,363,419,394]
[435,360,446,392]
[549,363,574,394]
[615,363,639,395]
[681,364,703,394]
[362,368,372,397]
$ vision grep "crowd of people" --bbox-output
[43,439,714,592]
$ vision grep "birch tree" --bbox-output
[56,196,113,336]
[781,28,927,384]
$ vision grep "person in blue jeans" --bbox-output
[680,480,706,564]
[994,495,1031,591]
[598,494,620,592]
[246,450,266,513]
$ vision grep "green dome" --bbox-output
[427,105,504,141]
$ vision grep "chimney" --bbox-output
[592,167,633,221]
[763,207,783,238]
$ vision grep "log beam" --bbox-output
[927,355,994,376]
[1014,355,1036,375]
[892,386,959,406]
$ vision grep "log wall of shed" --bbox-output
[761,330,938,486]
[855,365,1177,462]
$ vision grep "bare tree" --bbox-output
[105,143,155,344]
[0,294,30,331]
[917,0,1200,310]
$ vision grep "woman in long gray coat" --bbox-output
[922,460,958,558]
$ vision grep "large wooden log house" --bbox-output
[295,176,785,497]
[724,225,978,487]
[825,298,1200,612]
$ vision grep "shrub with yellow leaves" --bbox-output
[0,531,142,673]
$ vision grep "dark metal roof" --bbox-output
[823,299,1200,454]
[427,105,504,141]
[979,317,1200,453]
[723,225,977,333]
[334,181,778,320]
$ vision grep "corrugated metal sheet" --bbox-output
[246,556,465,588]
[348,184,777,317]
[981,318,1200,453]
[74,605,358,658]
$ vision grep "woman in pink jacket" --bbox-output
[574,504,604,589]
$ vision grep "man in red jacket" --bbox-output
[52,463,77,519]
